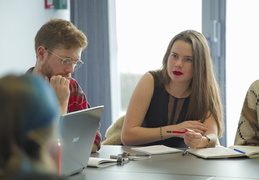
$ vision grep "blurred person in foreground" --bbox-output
[0,74,67,180]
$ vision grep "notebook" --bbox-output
[58,105,104,176]
[131,145,183,155]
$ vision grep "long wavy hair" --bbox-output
[157,30,224,137]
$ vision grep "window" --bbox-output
[226,0,259,146]
[116,0,202,114]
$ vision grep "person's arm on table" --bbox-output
[121,73,209,146]
[184,115,219,148]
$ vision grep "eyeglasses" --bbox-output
[46,49,84,69]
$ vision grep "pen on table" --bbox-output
[233,149,246,154]
[182,148,189,156]
[127,153,151,157]
[110,153,150,159]
[165,131,185,134]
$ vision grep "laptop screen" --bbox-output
[58,105,104,176]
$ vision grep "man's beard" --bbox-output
[41,61,70,79]
[41,61,54,79]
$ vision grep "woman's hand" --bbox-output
[183,128,203,148]
[174,120,208,134]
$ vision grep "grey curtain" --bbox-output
[70,0,112,139]
[202,0,226,146]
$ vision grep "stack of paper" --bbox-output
[131,145,183,155]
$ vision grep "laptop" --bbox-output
[57,105,104,176]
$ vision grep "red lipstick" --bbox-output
[173,71,183,76]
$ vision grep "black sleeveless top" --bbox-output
[141,71,190,148]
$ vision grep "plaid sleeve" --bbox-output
[68,78,102,150]
[94,123,102,150]
[68,78,88,112]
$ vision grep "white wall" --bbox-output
[0,0,70,77]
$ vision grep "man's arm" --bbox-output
[68,78,102,151]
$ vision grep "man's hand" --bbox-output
[47,75,70,114]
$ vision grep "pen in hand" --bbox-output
[165,131,185,134]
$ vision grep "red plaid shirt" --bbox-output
[67,78,101,150]
[26,68,101,150]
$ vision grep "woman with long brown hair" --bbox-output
[122,30,224,149]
